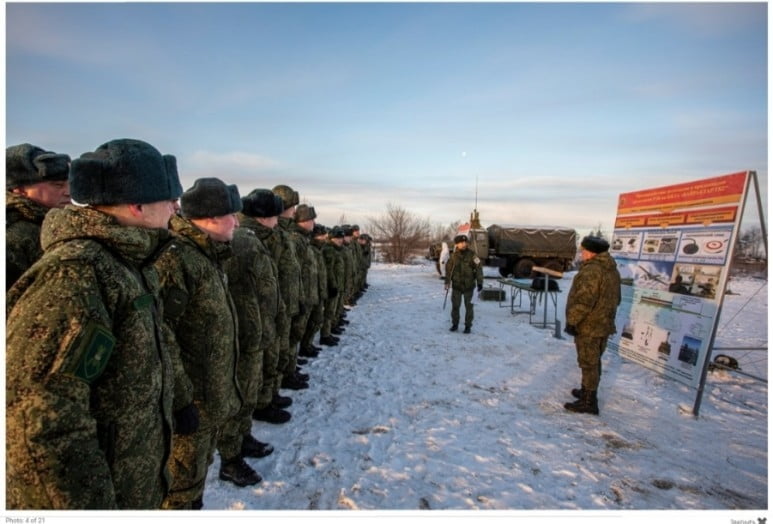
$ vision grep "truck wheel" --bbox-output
[514,258,534,278]
[499,267,511,278]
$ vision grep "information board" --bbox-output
[607,171,751,388]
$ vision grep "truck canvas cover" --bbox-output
[487,225,577,259]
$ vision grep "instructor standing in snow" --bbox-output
[563,235,621,415]
[445,234,483,334]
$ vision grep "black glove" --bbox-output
[477,284,483,292]
[173,403,200,435]
[328,287,338,298]
[298,303,306,316]
[564,324,578,337]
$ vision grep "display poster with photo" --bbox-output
[607,171,751,388]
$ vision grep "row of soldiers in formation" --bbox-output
[5,139,373,509]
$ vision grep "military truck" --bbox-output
[459,210,578,278]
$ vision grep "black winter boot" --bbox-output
[571,387,584,399]
[463,325,471,334]
[253,405,291,424]
[320,335,338,346]
[564,389,599,415]
[272,393,292,408]
[241,433,274,458]
[219,456,262,486]
[299,346,319,358]
[281,374,309,390]
[449,324,458,332]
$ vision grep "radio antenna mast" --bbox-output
[470,173,482,229]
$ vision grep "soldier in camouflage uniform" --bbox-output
[6,138,181,509]
[358,233,373,290]
[349,225,364,303]
[340,225,356,312]
[294,205,324,358]
[217,191,281,487]
[563,236,621,415]
[6,143,71,290]
[445,234,484,334]
[272,184,309,390]
[306,222,330,354]
[154,178,246,507]
[320,226,345,346]
[237,189,293,426]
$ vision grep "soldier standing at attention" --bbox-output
[155,178,245,508]
[6,143,71,289]
[238,190,294,424]
[294,204,323,359]
[217,191,279,488]
[305,221,330,356]
[320,226,345,347]
[271,184,309,391]
[357,232,373,292]
[6,138,181,508]
[445,234,483,334]
[563,236,621,416]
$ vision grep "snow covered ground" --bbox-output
[32,260,765,523]
[188,260,768,521]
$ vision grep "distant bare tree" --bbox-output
[736,226,767,260]
[368,203,431,264]
[430,221,461,244]
[589,223,607,239]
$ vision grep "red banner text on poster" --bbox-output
[616,171,747,215]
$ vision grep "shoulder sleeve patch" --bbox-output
[62,320,116,384]
[163,287,189,320]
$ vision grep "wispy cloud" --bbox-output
[620,3,766,38]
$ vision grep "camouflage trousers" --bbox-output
[285,309,311,375]
[321,296,339,337]
[217,346,263,461]
[574,336,608,391]
[450,288,474,327]
[301,302,324,349]
[256,337,280,410]
[274,312,293,394]
[162,425,219,509]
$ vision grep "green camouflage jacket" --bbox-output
[341,242,355,298]
[154,215,242,427]
[222,226,264,400]
[311,236,328,302]
[6,205,175,509]
[445,248,484,292]
[565,251,621,338]
[322,241,344,299]
[232,215,286,350]
[6,191,49,290]
[276,217,303,317]
[291,222,320,306]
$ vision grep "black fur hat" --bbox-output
[69,138,182,205]
[181,177,242,218]
[454,234,468,244]
[328,226,345,239]
[242,189,285,218]
[581,235,610,254]
[6,143,70,189]
[312,223,328,236]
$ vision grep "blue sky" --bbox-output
[5,2,768,235]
